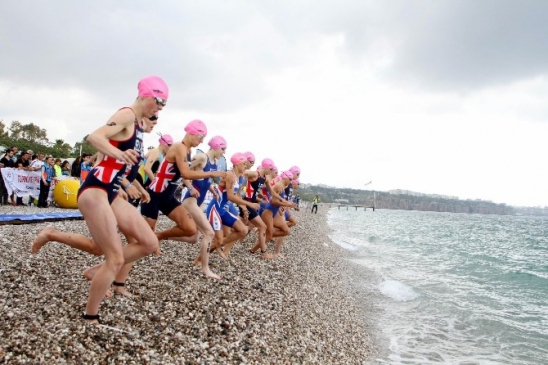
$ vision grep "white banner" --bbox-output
[0,168,41,197]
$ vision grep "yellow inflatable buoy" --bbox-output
[53,179,80,209]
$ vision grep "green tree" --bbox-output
[0,120,6,137]
[73,135,96,156]
[9,121,49,144]
[50,139,74,157]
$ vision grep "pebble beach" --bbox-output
[0,205,371,364]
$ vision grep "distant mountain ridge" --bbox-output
[299,185,548,216]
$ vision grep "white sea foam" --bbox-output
[378,280,419,302]
[328,234,360,251]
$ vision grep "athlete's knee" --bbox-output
[202,228,214,242]
[104,252,125,273]
[237,225,248,237]
[255,220,267,231]
[139,235,159,256]
[181,222,197,237]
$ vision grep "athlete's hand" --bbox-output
[190,188,200,198]
[125,185,140,200]
[212,171,226,179]
[118,149,139,165]
[249,202,260,211]
[140,190,151,203]
[119,189,128,201]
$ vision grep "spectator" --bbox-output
[53,158,63,177]
[311,194,319,214]
[80,153,93,182]
[14,150,32,205]
[38,157,55,208]
[0,149,14,205]
[61,160,71,176]
[28,152,44,206]
[10,146,18,164]
[71,156,82,178]
[16,150,32,170]
[29,152,44,172]
[27,150,35,162]
[1,149,14,168]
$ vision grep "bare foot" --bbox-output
[83,266,113,298]
[112,286,137,298]
[83,265,99,281]
[31,226,55,254]
[83,319,100,325]
[215,247,228,260]
[202,268,221,280]
[261,252,275,260]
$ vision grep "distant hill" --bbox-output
[298,185,548,216]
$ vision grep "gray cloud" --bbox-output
[2,0,548,111]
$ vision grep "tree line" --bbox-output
[300,185,516,215]
[0,120,96,157]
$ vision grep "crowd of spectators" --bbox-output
[0,145,94,206]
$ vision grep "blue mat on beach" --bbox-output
[0,212,83,224]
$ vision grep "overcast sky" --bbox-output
[1,0,548,207]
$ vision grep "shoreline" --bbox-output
[0,205,372,364]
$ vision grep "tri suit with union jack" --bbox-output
[78,112,144,204]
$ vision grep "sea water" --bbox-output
[327,208,548,364]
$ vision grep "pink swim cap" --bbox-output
[231,152,246,165]
[184,119,207,136]
[137,76,169,100]
[290,166,301,175]
[272,166,278,174]
[208,136,227,150]
[261,158,275,169]
[159,134,173,145]
[281,170,294,180]
[244,151,255,162]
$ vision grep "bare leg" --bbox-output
[271,212,291,258]
[252,210,275,252]
[156,205,197,245]
[31,226,103,255]
[249,216,268,254]
[156,225,199,244]
[180,201,220,280]
[112,235,138,297]
[221,220,248,257]
[206,229,227,261]
[274,237,285,257]
[83,198,160,295]
[78,190,126,320]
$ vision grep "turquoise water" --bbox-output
[327,209,548,364]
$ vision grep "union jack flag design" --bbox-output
[148,159,181,193]
[92,156,126,183]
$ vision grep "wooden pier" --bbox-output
[334,204,375,211]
